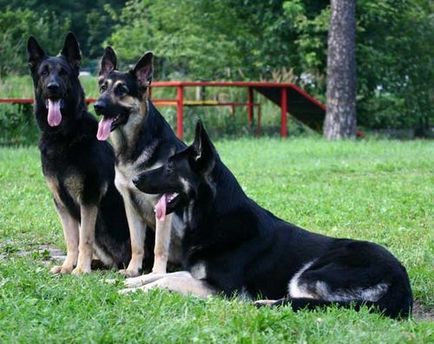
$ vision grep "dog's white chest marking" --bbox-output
[190,261,207,280]
[115,159,163,193]
[115,162,163,225]
[114,163,136,192]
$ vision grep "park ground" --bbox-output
[0,138,433,343]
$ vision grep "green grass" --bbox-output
[0,138,433,343]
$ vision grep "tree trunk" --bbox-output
[324,0,357,139]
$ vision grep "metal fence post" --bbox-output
[176,85,184,139]
[280,87,288,138]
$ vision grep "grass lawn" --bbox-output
[0,137,433,343]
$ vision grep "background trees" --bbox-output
[1,0,433,133]
[0,0,125,69]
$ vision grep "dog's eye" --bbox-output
[59,68,67,76]
[41,69,49,77]
[117,84,128,95]
[100,84,107,93]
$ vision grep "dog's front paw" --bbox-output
[119,282,164,295]
[71,265,91,275]
[118,268,141,278]
[50,264,74,274]
[118,287,141,295]
[124,275,146,288]
[124,272,166,288]
[50,265,63,274]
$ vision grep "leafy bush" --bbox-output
[0,8,70,75]
[0,104,38,146]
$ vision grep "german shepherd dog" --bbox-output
[27,33,133,274]
[93,47,185,277]
[124,121,413,319]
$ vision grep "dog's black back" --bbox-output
[27,33,140,268]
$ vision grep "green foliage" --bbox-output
[0,0,126,62]
[107,0,434,130]
[0,0,433,131]
[107,0,299,80]
[0,140,433,341]
[0,8,70,75]
[0,103,38,145]
[356,0,434,129]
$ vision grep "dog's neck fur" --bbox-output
[110,99,149,162]
[110,100,179,166]
[182,159,264,266]
[184,159,247,230]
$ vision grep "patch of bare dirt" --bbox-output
[412,301,434,321]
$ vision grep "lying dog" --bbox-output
[94,47,185,277]
[124,121,413,318]
[27,33,133,274]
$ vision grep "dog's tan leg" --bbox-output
[152,214,172,274]
[72,205,98,275]
[50,202,79,274]
[121,199,146,277]
[121,271,216,298]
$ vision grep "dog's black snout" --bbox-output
[47,82,60,91]
[93,100,106,114]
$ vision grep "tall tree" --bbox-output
[324,0,357,139]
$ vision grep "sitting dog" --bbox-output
[124,121,413,319]
[27,33,134,274]
[94,47,186,277]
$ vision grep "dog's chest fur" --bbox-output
[115,161,160,227]
[46,172,82,207]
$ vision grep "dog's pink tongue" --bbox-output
[47,99,62,127]
[97,117,114,141]
[155,194,167,222]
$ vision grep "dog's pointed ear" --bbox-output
[60,32,81,69]
[99,46,117,78]
[27,36,46,70]
[191,120,216,174]
[132,51,153,87]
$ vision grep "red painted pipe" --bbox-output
[280,88,288,138]
[176,85,184,139]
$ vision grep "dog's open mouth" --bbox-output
[154,193,182,221]
[97,114,127,141]
[45,98,64,127]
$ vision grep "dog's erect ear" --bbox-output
[132,51,153,87]
[99,46,117,78]
[27,36,46,70]
[60,32,81,69]
[191,120,216,174]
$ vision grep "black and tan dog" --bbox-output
[27,33,134,274]
[94,47,185,277]
[124,121,413,319]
